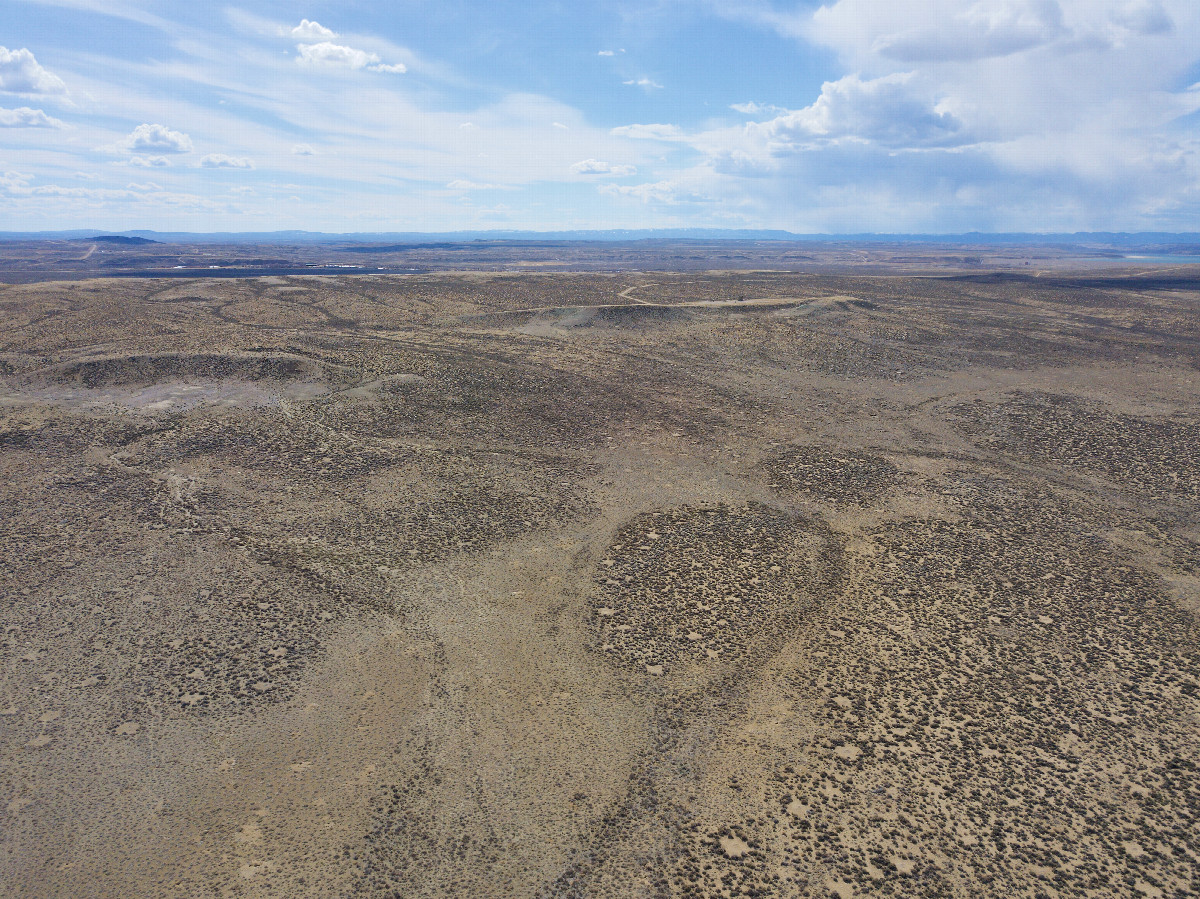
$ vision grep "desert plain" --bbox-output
[1,256,1198,898]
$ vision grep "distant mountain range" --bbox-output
[1,228,1199,249]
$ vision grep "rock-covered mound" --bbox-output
[952,392,1200,506]
[763,445,902,506]
[591,504,842,674]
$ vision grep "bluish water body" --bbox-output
[1117,255,1200,263]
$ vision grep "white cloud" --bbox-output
[297,41,376,68]
[32,185,138,200]
[291,19,336,41]
[611,123,683,140]
[122,123,193,154]
[876,1,1063,62]
[623,77,663,89]
[553,122,569,130]
[0,170,32,193]
[571,159,637,176]
[129,155,170,167]
[201,154,254,169]
[598,49,625,57]
[0,106,67,128]
[291,143,315,156]
[0,47,67,95]
[296,42,405,73]
[446,179,506,190]
[126,181,161,191]
[599,180,707,205]
[757,73,965,148]
[730,101,785,116]
[1112,0,1173,34]
[807,0,1181,63]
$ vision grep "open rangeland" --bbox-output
[2,267,1198,898]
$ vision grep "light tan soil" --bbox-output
[1,269,1198,898]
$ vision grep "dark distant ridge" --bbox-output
[68,235,160,245]
[2,229,1199,248]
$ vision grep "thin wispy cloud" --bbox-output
[730,101,784,116]
[611,123,683,140]
[446,179,509,190]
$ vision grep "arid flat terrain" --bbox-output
[0,235,1190,283]
[1,265,1198,898]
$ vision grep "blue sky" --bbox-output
[2,0,1200,233]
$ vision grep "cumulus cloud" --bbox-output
[0,47,67,95]
[611,123,683,140]
[129,155,170,167]
[571,159,637,176]
[882,1,1064,61]
[200,154,254,169]
[291,143,315,155]
[748,0,1200,168]
[297,41,375,67]
[296,42,406,73]
[758,73,965,148]
[122,123,193,154]
[1111,0,1173,35]
[808,0,1178,63]
[804,0,1061,62]
[0,106,67,128]
[291,19,336,41]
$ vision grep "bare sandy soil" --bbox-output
[1,268,1198,898]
